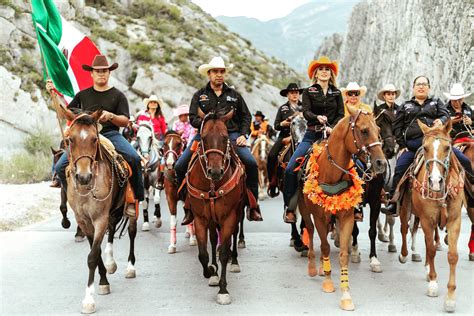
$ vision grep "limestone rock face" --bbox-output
[315,0,473,102]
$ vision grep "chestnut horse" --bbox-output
[398,120,464,312]
[63,110,137,314]
[251,134,272,199]
[186,109,245,305]
[162,131,197,254]
[298,105,386,311]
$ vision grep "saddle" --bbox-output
[278,143,292,169]
[391,149,424,202]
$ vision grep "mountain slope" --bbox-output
[217,0,358,71]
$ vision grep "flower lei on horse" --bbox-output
[303,143,365,214]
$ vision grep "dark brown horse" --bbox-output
[162,131,196,254]
[186,109,245,305]
[62,109,137,314]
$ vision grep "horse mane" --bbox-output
[165,130,180,137]
[74,114,96,127]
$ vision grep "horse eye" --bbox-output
[92,136,98,143]
[361,129,369,135]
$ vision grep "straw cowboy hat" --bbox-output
[198,56,234,76]
[341,82,367,98]
[377,83,401,101]
[143,95,163,107]
[443,83,471,100]
[280,83,303,97]
[173,104,190,116]
[307,56,338,79]
[82,54,118,71]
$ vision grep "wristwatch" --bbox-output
[108,113,115,122]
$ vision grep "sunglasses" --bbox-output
[347,91,360,97]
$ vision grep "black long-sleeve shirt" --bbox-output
[273,101,303,138]
[446,101,473,138]
[302,83,344,129]
[393,97,449,149]
[189,82,251,136]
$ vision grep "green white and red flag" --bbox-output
[31,0,101,99]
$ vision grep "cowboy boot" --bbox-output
[283,206,296,224]
[181,207,194,226]
[247,205,263,221]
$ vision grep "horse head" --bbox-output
[346,104,386,175]
[291,114,307,145]
[163,131,185,170]
[199,108,233,181]
[136,121,155,158]
[418,119,453,192]
[374,107,396,159]
[67,110,102,186]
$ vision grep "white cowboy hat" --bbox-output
[341,82,367,97]
[377,83,401,101]
[143,95,162,107]
[443,83,471,100]
[198,56,234,77]
[173,104,189,116]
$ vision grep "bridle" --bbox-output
[326,110,382,181]
[163,134,184,170]
[137,123,154,156]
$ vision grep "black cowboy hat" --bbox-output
[280,83,303,97]
[254,111,265,118]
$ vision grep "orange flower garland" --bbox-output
[303,143,365,214]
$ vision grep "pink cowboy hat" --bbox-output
[173,104,190,116]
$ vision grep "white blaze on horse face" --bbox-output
[166,138,175,167]
[79,129,88,140]
[430,139,443,191]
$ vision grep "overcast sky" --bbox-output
[191,0,311,21]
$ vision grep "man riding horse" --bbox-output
[49,54,145,208]
[249,111,269,144]
[175,56,263,225]
[267,83,303,197]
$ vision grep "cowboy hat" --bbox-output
[143,95,163,107]
[173,104,189,116]
[254,111,265,118]
[307,56,338,79]
[82,54,118,71]
[377,83,401,101]
[341,82,367,98]
[198,56,234,76]
[443,83,471,100]
[280,83,303,97]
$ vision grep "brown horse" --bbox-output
[186,109,245,305]
[398,120,464,312]
[251,134,272,199]
[63,110,137,314]
[162,131,196,254]
[298,105,386,311]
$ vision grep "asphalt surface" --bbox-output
[1,194,473,315]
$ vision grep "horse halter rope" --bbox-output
[326,110,382,181]
[199,137,232,182]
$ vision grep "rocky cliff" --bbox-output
[315,0,473,103]
[0,0,301,158]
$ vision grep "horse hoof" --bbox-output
[301,249,308,257]
[189,236,197,246]
[340,299,355,311]
[351,254,361,263]
[184,231,191,238]
[378,233,389,243]
[388,244,397,253]
[81,302,96,314]
[289,239,295,247]
[308,263,317,277]
[97,285,110,295]
[427,281,438,297]
[141,222,150,231]
[125,268,136,279]
[469,253,474,261]
[168,245,176,254]
[61,218,71,229]
[444,297,456,313]
[154,218,162,229]
[238,240,246,249]
[105,261,117,274]
[75,235,86,243]
[369,257,382,273]
[217,293,231,305]
[399,254,408,264]
[412,253,422,262]
[322,279,335,293]
[230,264,241,273]
[318,267,325,277]
[209,275,220,286]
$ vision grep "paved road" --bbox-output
[1,194,473,315]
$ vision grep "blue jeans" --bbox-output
[283,130,322,207]
[175,132,259,201]
[55,130,145,201]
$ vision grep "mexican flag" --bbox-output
[31,0,101,98]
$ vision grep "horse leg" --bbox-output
[350,221,361,263]
[153,187,162,228]
[104,210,122,274]
[141,184,150,231]
[229,217,241,273]
[468,207,474,261]
[75,225,86,242]
[411,216,422,262]
[377,215,389,242]
[301,211,317,277]
[420,219,438,297]
[238,213,245,249]
[338,212,355,311]
[399,197,410,263]
[368,191,382,272]
[194,218,214,279]
[208,222,220,286]
[314,214,334,288]
[60,187,71,229]
[435,227,442,251]
[188,222,197,246]
[216,219,234,305]
[387,215,397,253]
[444,208,461,312]
[125,215,138,278]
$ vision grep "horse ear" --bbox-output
[90,109,103,122]
[197,106,205,119]
[373,101,379,114]
[221,109,234,122]
[417,119,430,134]
[444,119,452,134]
[51,147,58,155]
